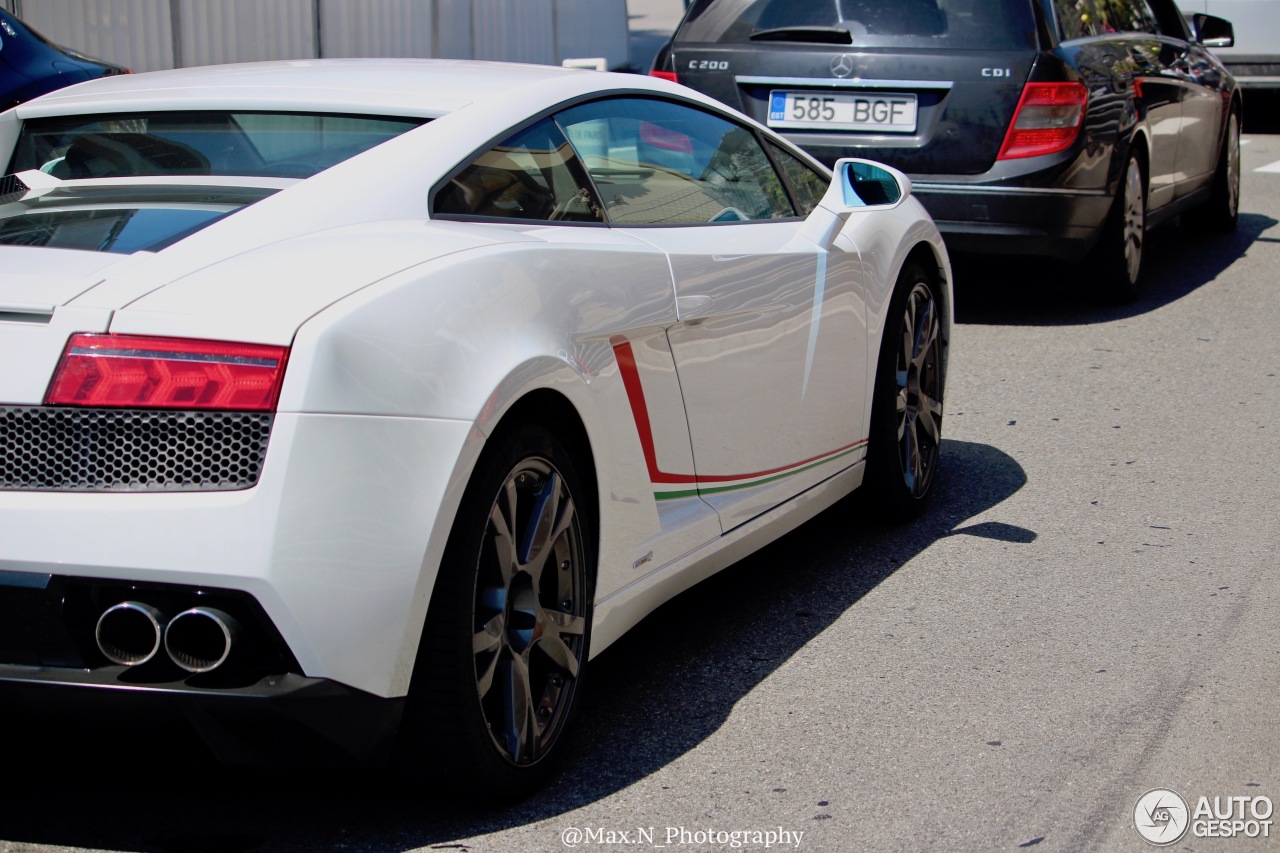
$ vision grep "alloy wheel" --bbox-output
[895,281,943,499]
[1226,112,1241,221]
[472,457,586,766]
[1122,158,1145,285]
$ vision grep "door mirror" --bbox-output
[1192,13,1234,48]
[820,158,911,213]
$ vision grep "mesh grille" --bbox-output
[0,173,30,205]
[0,407,273,492]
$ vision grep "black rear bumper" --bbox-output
[0,665,405,765]
[912,182,1113,260]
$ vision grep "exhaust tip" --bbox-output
[96,601,164,666]
[165,607,237,673]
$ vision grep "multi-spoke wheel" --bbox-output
[472,456,586,767]
[1091,152,1146,302]
[1186,106,1241,233]
[864,262,945,520]
[403,424,593,797]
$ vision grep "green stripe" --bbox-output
[654,487,701,500]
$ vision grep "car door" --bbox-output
[430,115,723,573]
[1056,0,1181,210]
[1149,0,1231,194]
[555,97,869,532]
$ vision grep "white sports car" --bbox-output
[0,59,950,793]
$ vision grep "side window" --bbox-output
[767,141,827,215]
[433,118,604,223]
[555,98,795,225]
[1053,0,1160,39]
[1117,0,1161,34]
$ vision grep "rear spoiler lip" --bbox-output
[0,169,298,206]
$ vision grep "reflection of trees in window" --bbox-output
[769,142,827,215]
[434,120,603,223]
[557,100,794,225]
[1054,0,1159,39]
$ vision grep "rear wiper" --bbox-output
[749,26,853,44]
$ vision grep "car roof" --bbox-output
[12,58,636,120]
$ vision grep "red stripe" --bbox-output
[692,439,867,483]
[611,337,864,488]
[611,337,696,484]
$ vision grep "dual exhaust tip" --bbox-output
[95,601,238,674]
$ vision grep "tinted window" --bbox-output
[0,208,229,254]
[1054,0,1161,39]
[768,141,827,215]
[8,112,423,179]
[434,118,604,222]
[679,0,1037,50]
[556,98,794,225]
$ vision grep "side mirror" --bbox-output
[820,158,911,213]
[1192,13,1234,48]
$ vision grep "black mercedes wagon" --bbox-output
[653,0,1241,299]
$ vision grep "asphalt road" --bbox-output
[1,129,1276,853]
[4,87,1280,853]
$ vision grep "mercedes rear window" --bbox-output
[678,0,1037,50]
[7,111,424,179]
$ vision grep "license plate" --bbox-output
[767,90,918,133]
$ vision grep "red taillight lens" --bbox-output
[46,334,289,411]
[649,70,679,83]
[997,82,1087,160]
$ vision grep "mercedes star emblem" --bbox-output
[830,54,855,78]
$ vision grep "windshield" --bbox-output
[679,0,1037,50]
[7,111,425,179]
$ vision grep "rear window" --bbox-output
[678,0,1038,50]
[7,111,424,179]
[0,208,230,254]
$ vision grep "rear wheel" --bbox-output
[402,424,592,797]
[1090,153,1146,303]
[1185,106,1240,233]
[863,262,945,520]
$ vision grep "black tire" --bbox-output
[1184,106,1241,233]
[863,261,945,521]
[401,423,593,798]
[1089,152,1146,303]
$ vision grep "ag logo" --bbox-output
[830,54,855,79]
[1135,789,1190,845]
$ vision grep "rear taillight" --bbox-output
[650,42,678,83]
[45,334,289,411]
[997,82,1087,160]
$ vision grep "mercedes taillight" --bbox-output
[997,82,1087,160]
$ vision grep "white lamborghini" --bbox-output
[0,59,950,794]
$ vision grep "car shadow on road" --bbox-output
[952,211,1277,326]
[0,439,1026,853]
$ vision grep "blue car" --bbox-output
[1,9,128,112]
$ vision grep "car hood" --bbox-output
[0,243,141,309]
